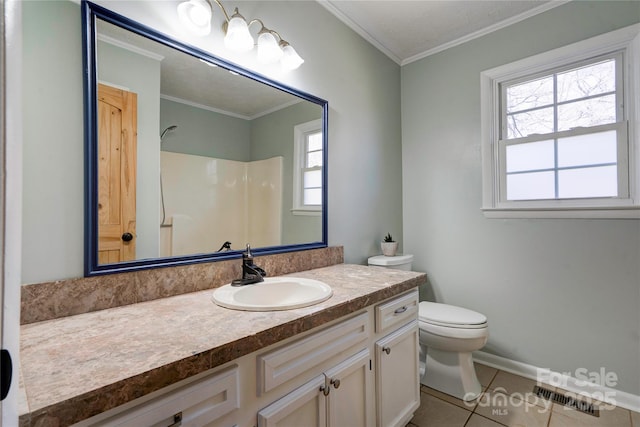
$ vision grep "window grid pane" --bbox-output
[303,188,322,205]
[506,76,554,113]
[507,171,556,201]
[557,59,616,102]
[557,130,617,167]
[507,107,554,139]
[306,151,322,168]
[303,169,322,188]
[307,132,322,151]
[557,94,616,131]
[506,140,555,173]
[558,165,617,198]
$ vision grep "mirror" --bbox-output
[83,1,328,275]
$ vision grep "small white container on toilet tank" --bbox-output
[368,254,413,271]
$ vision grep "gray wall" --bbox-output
[401,1,640,395]
[22,0,84,284]
[20,0,402,282]
[250,102,323,245]
[160,98,251,161]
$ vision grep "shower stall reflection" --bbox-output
[158,152,283,257]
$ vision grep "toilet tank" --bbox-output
[367,254,413,271]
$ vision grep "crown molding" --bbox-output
[316,0,402,65]
[317,0,570,67]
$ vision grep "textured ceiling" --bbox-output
[319,0,566,65]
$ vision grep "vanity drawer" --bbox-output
[375,290,419,334]
[257,311,370,395]
[93,365,239,427]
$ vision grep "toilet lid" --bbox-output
[368,254,413,266]
[419,301,487,327]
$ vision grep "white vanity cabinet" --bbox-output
[257,289,419,427]
[256,312,373,427]
[257,349,373,427]
[374,290,421,427]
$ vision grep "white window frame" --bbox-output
[480,24,640,219]
[292,119,323,216]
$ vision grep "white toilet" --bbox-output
[368,254,489,401]
[418,301,488,400]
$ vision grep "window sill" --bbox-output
[482,206,640,219]
[291,208,321,217]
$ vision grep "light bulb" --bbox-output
[224,10,254,53]
[177,0,212,37]
[280,42,304,71]
[257,31,283,64]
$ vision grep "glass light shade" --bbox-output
[177,0,212,37]
[257,32,283,64]
[281,44,304,71]
[224,16,254,52]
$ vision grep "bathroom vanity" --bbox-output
[19,264,426,427]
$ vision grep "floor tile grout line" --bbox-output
[466,412,509,427]
[482,366,499,390]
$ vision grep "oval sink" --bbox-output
[212,277,333,311]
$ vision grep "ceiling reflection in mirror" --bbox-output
[84,2,327,275]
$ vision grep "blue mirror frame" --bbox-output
[82,1,328,276]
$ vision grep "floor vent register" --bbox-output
[533,385,600,417]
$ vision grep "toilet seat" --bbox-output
[420,320,488,340]
[419,301,487,329]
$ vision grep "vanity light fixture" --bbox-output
[177,0,304,70]
[177,0,212,36]
[224,8,254,52]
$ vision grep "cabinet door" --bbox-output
[375,321,420,427]
[325,349,373,427]
[257,375,327,427]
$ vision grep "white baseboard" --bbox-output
[473,351,640,413]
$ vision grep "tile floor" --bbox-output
[407,363,640,427]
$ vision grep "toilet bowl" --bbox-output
[418,301,488,401]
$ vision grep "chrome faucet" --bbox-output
[231,244,266,286]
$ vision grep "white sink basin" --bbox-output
[212,277,333,311]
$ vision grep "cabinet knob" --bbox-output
[319,385,330,396]
[167,412,182,427]
[382,346,391,355]
[330,378,341,389]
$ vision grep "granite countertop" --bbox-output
[19,264,426,427]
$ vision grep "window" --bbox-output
[481,25,640,218]
[292,119,323,215]
[502,55,624,201]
